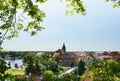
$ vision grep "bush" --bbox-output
[58,67,64,71]
[15,78,33,81]
[44,70,55,81]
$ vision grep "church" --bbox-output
[53,43,79,66]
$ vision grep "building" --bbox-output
[96,51,120,61]
[52,44,94,67]
[79,52,94,67]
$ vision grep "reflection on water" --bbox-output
[5,59,23,68]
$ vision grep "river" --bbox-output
[5,59,24,68]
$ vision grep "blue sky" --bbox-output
[2,0,120,51]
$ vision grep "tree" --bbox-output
[24,52,36,75]
[46,61,58,74]
[0,59,9,75]
[70,61,74,67]
[54,54,60,63]
[105,0,120,8]
[34,61,46,76]
[87,59,120,81]
[106,60,120,74]
[78,60,85,76]
[44,70,55,81]
[24,52,46,76]
[0,0,119,48]
[0,59,13,80]
[0,0,46,48]
[23,52,36,64]
[40,54,50,61]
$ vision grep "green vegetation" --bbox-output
[24,52,60,76]
[82,59,120,81]
[78,60,85,76]
[5,69,25,75]
[24,52,45,76]
[53,54,60,63]
[0,51,36,60]
[43,72,80,81]
[2,51,120,81]
[44,70,55,81]
[58,67,70,75]
[0,58,31,80]
[62,67,70,71]
[0,0,120,80]
[0,59,13,80]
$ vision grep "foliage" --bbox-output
[24,52,59,76]
[24,52,46,76]
[0,59,9,75]
[47,61,58,73]
[33,61,46,76]
[61,67,69,71]
[38,54,60,74]
[53,54,60,63]
[0,0,46,48]
[105,0,120,8]
[78,60,85,76]
[106,60,120,74]
[5,69,25,75]
[0,0,46,39]
[15,78,33,81]
[65,0,86,15]
[41,54,59,70]
[58,67,70,75]
[70,61,74,67]
[58,67,64,72]
[44,70,55,81]
[87,59,120,81]
[39,53,50,61]
[24,52,37,75]
[0,59,16,80]
[44,71,80,81]
[60,73,80,81]
[0,74,15,81]
[23,52,36,64]
[51,73,80,81]
[0,51,32,60]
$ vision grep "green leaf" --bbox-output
[31,31,37,36]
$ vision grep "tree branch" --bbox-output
[0,29,8,48]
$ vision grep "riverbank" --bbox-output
[5,59,23,68]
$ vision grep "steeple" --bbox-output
[62,43,66,52]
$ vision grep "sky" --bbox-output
[2,0,120,51]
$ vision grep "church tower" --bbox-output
[62,43,66,52]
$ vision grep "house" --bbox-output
[97,51,120,61]
[79,52,94,67]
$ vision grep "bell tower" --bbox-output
[62,43,66,52]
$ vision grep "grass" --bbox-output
[5,69,25,75]
[5,67,69,76]
[58,67,70,75]
[62,67,70,71]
